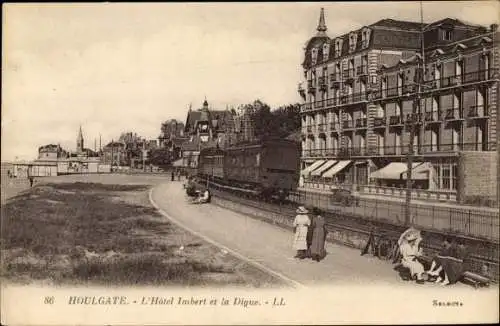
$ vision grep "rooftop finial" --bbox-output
[316,8,327,36]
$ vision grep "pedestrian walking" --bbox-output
[310,207,328,262]
[28,176,34,188]
[171,170,175,181]
[306,211,316,258]
[292,206,311,259]
[177,170,181,181]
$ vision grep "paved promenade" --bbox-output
[151,182,483,289]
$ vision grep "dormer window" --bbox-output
[349,32,358,53]
[441,29,453,41]
[361,28,371,48]
[335,39,342,57]
[323,42,330,61]
[311,47,318,65]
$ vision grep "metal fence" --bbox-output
[288,190,499,242]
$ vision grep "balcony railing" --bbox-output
[389,115,403,125]
[386,86,400,97]
[373,117,386,127]
[343,69,355,82]
[314,99,325,108]
[405,113,422,124]
[326,98,336,107]
[317,124,326,133]
[307,80,316,93]
[424,110,441,122]
[329,122,339,132]
[356,66,368,75]
[402,84,417,95]
[301,142,496,159]
[343,120,354,129]
[300,103,312,112]
[306,126,313,133]
[444,108,461,120]
[441,75,461,88]
[318,76,327,91]
[330,74,341,88]
[468,105,488,118]
[355,118,367,128]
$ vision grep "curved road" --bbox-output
[151,182,486,289]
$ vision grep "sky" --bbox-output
[2,2,499,161]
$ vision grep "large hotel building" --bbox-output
[299,9,499,205]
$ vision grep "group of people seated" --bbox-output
[397,227,468,285]
[184,176,211,204]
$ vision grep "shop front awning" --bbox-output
[301,160,325,176]
[311,160,337,177]
[371,162,429,180]
[172,158,184,167]
[322,160,352,178]
[401,162,432,180]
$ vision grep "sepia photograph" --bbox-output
[1,1,499,324]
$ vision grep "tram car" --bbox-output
[198,139,300,199]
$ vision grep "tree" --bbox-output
[245,100,301,140]
[148,147,173,168]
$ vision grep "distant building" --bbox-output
[181,98,235,170]
[102,141,127,166]
[38,144,69,160]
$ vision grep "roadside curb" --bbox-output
[148,185,304,289]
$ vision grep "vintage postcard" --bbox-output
[1,2,499,325]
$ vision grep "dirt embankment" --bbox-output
[1,181,283,287]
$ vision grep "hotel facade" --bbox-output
[299,9,499,205]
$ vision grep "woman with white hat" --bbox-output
[293,206,311,259]
[399,229,425,284]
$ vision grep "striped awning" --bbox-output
[311,160,337,177]
[371,162,428,180]
[322,160,351,178]
[301,160,325,176]
[401,162,431,180]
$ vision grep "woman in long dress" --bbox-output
[310,208,328,262]
[293,206,311,259]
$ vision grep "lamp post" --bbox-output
[404,1,427,226]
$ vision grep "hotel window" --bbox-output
[377,134,385,155]
[476,124,486,150]
[335,40,342,57]
[335,62,341,79]
[395,131,402,154]
[431,129,439,151]
[397,72,404,96]
[381,76,387,97]
[376,104,385,118]
[452,127,460,151]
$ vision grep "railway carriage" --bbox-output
[198,139,300,199]
[223,139,300,198]
[198,147,225,180]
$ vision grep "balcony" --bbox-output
[467,105,488,119]
[343,120,354,129]
[317,124,326,133]
[318,76,327,91]
[298,83,306,98]
[340,95,349,104]
[352,92,367,103]
[462,142,495,151]
[372,89,382,100]
[307,80,316,94]
[424,111,441,123]
[343,69,355,83]
[329,122,339,132]
[441,75,461,88]
[373,117,386,128]
[402,84,417,95]
[423,79,438,90]
[300,103,312,112]
[314,99,325,109]
[389,115,403,126]
[444,108,461,120]
[306,126,313,133]
[356,65,368,76]
[355,118,367,128]
[386,86,399,97]
[326,98,336,107]
[405,113,422,124]
[330,74,341,88]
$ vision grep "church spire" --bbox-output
[77,125,84,153]
[316,8,327,36]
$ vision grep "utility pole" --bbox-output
[405,1,426,226]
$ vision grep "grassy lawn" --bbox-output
[1,180,283,287]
